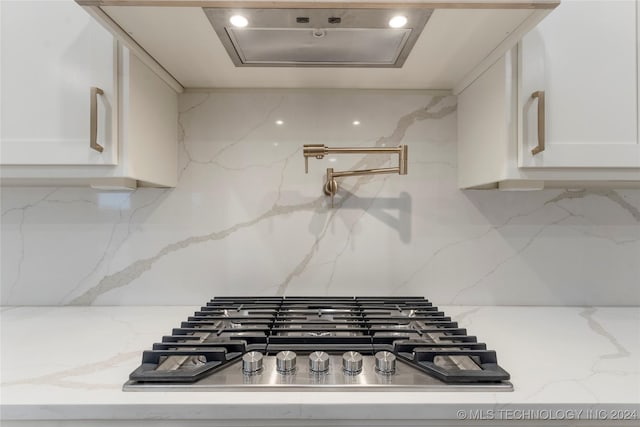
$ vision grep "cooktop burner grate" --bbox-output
[125,297,511,391]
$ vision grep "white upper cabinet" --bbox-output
[1,0,179,188]
[519,0,640,168]
[1,0,117,165]
[457,0,640,189]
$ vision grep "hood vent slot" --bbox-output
[204,8,433,68]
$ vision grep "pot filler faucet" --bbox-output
[303,144,408,208]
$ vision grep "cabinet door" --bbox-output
[1,0,117,165]
[519,0,639,168]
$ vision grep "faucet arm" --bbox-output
[330,166,401,179]
[303,144,407,174]
[303,144,408,208]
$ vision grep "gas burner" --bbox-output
[124,296,512,391]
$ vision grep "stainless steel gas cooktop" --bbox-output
[124,297,512,391]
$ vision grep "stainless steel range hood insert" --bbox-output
[204,8,433,67]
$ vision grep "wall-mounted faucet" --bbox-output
[303,144,408,207]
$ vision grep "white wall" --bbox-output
[1,89,639,306]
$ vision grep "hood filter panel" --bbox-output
[228,27,411,65]
[204,8,433,68]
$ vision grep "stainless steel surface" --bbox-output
[531,90,546,155]
[203,8,433,68]
[374,351,396,374]
[242,351,263,373]
[276,351,297,373]
[89,87,104,153]
[342,351,363,374]
[125,297,512,392]
[123,355,513,391]
[309,351,330,373]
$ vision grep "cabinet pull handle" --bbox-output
[531,90,545,155]
[90,87,104,153]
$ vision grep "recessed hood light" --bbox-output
[388,16,408,28]
[229,15,248,28]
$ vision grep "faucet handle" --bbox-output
[303,144,327,173]
[303,144,326,154]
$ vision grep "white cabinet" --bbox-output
[1,0,117,165]
[0,0,178,188]
[458,0,640,189]
[519,0,639,168]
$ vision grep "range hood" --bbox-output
[203,8,433,67]
[79,1,560,93]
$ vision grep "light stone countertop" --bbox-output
[1,305,639,426]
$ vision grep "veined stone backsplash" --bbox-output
[1,90,639,306]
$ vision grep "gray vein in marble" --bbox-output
[451,212,572,302]
[546,189,640,222]
[68,96,456,303]
[393,232,491,295]
[325,179,390,294]
[125,189,170,238]
[391,201,555,295]
[59,191,166,305]
[273,180,388,296]
[179,96,287,177]
[1,351,139,390]
[273,97,456,295]
[580,307,631,361]
[70,197,325,305]
[522,307,637,403]
[209,146,302,175]
[553,205,640,246]
[450,306,482,325]
[274,215,335,296]
[334,96,455,199]
[208,96,285,162]
[178,93,211,179]
[1,188,58,218]
[395,186,640,300]
[276,178,389,296]
[38,198,97,206]
[2,189,58,302]
[274,151,295,204]
[393,187,568,297]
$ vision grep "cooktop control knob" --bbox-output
[242,351,263,374]
[309,351,330,373]
[375,351,396,374]
[276,351,297,373]
[342,351,363,375]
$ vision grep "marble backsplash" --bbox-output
[1,89,639,306]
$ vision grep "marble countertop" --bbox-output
[1,305,639,425]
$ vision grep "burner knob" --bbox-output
[342,351,363,375]
[309,351,330,373]
[276,351,297,373]
[242,351,263,374]
[375,351,396,374]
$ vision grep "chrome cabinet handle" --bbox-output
[531,90,545,155]
[90,87,104,153]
